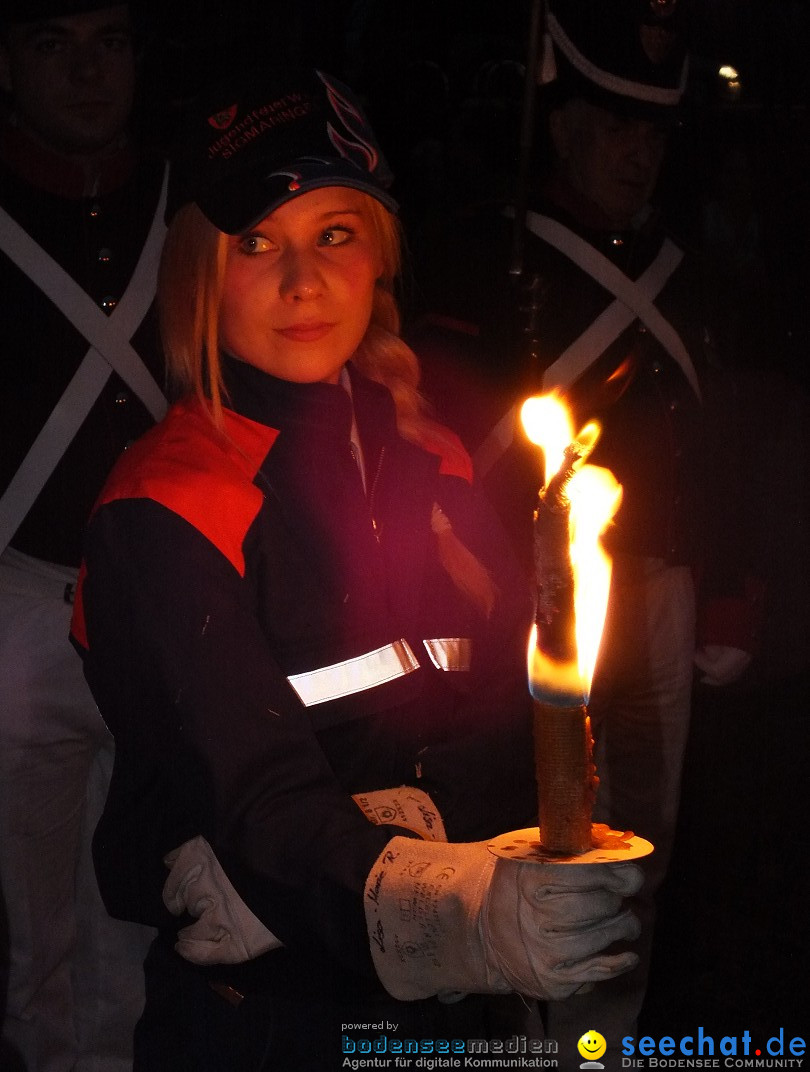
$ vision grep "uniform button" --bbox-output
[611,234,624,247]
[101,295,118,310]
[97,247,112,263]
[89,203,100,218]
[114,391,129,405]
[638,322,647,333]
[669,399,678,411]
[652,360,662,373]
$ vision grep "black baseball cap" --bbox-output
[166,68,398,234]
[540,0,690,120]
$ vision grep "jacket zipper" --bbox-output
[368,445,386,542]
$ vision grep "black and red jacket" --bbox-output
[71,356,535,989]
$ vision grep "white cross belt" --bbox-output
[0,165,169,553]
[475,210,700,479]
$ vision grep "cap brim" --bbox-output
[198,162,399,235]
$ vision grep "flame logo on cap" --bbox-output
[207,105,238,131]
[317,71,380,175]
[267,161,341,193]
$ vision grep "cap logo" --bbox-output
[317,71,379,174]
[264,166,306,190]
[207,105,239,131]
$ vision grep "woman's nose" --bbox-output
[278,248,323,302]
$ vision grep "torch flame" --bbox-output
[522,393,622,702]
[568,464,622,687]
[521,394,573,477]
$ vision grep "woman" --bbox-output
[71,68,642,1070]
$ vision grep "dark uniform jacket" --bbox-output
[409,183,760,648]
[71,358,535,993]
[0,120,166,566]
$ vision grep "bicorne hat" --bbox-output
[539,0,690,119]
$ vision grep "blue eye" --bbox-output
[237,234,274,255]
[319,227,353,247]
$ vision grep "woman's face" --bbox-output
[218,187,383,384]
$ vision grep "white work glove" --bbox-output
[161,788,443,967]
[365,836,642,1002]
[163,835,283,964]
[693,644,751,686]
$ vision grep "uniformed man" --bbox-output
[0,3,166,1068]
[408,0,761,1060]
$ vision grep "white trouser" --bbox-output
[544,559,696,1067]
[0,547,155,1072]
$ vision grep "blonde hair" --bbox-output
[158,193,496,615]
[158,203,228,417]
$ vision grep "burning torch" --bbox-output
[522,393,621,855]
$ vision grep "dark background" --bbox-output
[136,0,810,385]
[135,0,809,1045]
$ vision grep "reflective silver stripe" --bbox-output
[423,638,472,672]
[287,639,420,707]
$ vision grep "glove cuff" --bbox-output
[364,836,506,1000]
[352,786,447,841]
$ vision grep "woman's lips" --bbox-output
[276,322,334,342]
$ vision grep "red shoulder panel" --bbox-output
[418,423,474,484]
[96,398,279,577]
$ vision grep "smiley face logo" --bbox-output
[577,1030,607,1064]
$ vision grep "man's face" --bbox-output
[550,98,669,228]
[0,4,135,156]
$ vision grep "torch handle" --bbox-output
[533,701,596,855]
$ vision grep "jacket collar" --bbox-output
[538,172,659,239]
[220,356,399,452]
[0,118,136,199]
